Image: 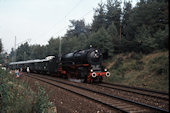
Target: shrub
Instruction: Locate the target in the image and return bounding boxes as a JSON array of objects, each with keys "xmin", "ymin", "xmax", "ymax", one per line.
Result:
[
  {"xmin": 149, "ymin": 55, "xmax": 167, "ymax": 64},
  {"xmin": 112, "ymin": 57, "xmax": 123, "ymax": 69},
  {"xmin": 133, "ymin": 60, "xmax": 144, "ymax": 70},
  {"xmin": 0, "ymin": 69, "xmax": 33, "ymax": 113},
  {"xmin": 130, "ymin": 52, "xmax": 143, "ymax": 60},
  {"xmin": 149, "ymin": 55, "xmax": 169, "ymax": 75},
  {"xmin": 32, "ymin": 83, "xmax": 53, "ymax": 113},
  {"xmin": 0, "ymin": 69, "xmax": 54, "ymax": 113}
]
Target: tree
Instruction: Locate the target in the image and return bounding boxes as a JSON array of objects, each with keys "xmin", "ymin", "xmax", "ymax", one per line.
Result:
[
  {"xmin": 0, "ymin": 39, "xmax": 4, "ymax": 64},
  {"xmin": 60, "ymin": 37, "xmax": 73, "ymax": 54},
  {"xmin": 46, "ymin": 37, "xmax": 60, "ymax": 56},
  {"xmin": 30, "ymin": 45, "xmax": 47, "ymax": 59},
  {"xmin": 0, "ymin": 53, "xmax": 5, "ymax": 65},
  {"xmin": 107, "ymin": 22, "xmax": 122, "ymax": 53},
  {"xmin": 88, "ymin": 27, "xmax": 114, "ymax": 56},
  {"xmin": 135, "ymin": 25, "xmax": 158, "ymax": 53},
  {"xmin": 105, "ymin": 0, "xmax": 122, "ymax": 31},
  {"xmin": 154, "ymin": 25, "xmax": 169, "ymax": 49},
  {"xmin": 8, "ymin": 48, "xmax": 15, "ymax": 62},
  {"xmin": 0, "ymin": 39, "xmax": 2, "ymax": 53},
  {"xmin": 121, "ymin": 1, "xmax": 133, "ymax": 40},
  {"xmin": 16, "ymin": 42, "xmax": 31, "ymax": 61},
  {"xmin": 91, "ymin": 2, "xmax": 106, "ymax": 32},
  {"xmin": 120, "ymin": 0, "xmax": 168, "ymax": 52},
  {"xmin": 66, "ymin": 19, "xmax": 90, "ymax": 38}
]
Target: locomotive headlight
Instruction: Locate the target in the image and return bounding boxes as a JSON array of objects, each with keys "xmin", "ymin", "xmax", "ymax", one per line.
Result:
[
  {"xmin": 90, "ymin": 69, "xmax": 93, "ymax": 72},
  {"xmin": 92, "ymin": 72, "xmax": 97, "ymax": 78},
  {"xmin": 106, "ymin": 72, "xmax": 110, "ymax": 77},
  {"xmin": 104, "ymin": 69, "xmax": 107, "ymax": 71}
]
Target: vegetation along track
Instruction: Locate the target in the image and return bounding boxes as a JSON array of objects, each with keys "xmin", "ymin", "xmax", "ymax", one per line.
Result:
[{"xmin": 25, "ymin": 73, "xmax": 169, "ymax": 113}]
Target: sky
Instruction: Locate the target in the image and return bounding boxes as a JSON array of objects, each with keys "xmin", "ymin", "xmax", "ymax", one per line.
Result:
[{"xmin": 0, "ymin": 0, "xmax": 137, "ymax": 53}]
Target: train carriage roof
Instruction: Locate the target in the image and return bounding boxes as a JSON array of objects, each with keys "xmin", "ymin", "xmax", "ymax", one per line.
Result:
[{"xmin": 9, "ymin": 56, "xmax": 55, "ymax": 65}]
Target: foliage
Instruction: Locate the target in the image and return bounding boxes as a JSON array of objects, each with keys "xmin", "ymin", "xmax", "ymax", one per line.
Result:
[
  {"xmin": 135, "ymin": 25, "xmax": 159, "ymax": 53},
  {"xmin": 0, "ymin": 69, "xmax": 33, "ymax": 113},
  {"xmin": 153, "ymin": 25, "xmax": 169, "ymax": 49},
  {"xmin": 112, "ymin": 57, "xmax": 123, "ymax": 69},
  {"xmin": 127, "ymin": 0, "xmax": 168, "ymax": 52},
  {"xmin": 32, "ymin": 83, "xmax": 53, "ymax": 113},
  {"xmin": 61, "ymin": 36, "xmax": 86, "ymax": 54},
  {"xmin": 105, "ymin": 51, "xmax": 169, "ymax": 91},
  {"xmin": 16, "ymin": 42, "xmax": 31, "ymax": 61},
  {"xmin": 0, "ymin": 52, "xmax": 8, "ymax": 66},
  {"xmin": 0, "ymin": 69, "xmax": 54, "ymax": 113},
  {"xmin": 0, "ymin": 39, "xmax": 2, "ymax": 53},
  {"xmin": 148, "ymin": 55, "xmax": 169, "ymax": 75},
  {"xmin": 122, "ymin": 1, "xmax": 132, "ymax": 36},
  {"xmin": 129, "ymin": 52, "xmax": 143, "ymax": 60},
  {"xmin": 88, "ymin": 27, "xmax": 114, "ymax": 56},
  {"xmin": 30, "ymin": 45, "xmax": 47, "ymax": 59},
  {"xmin": 105, "ymin": 0, "xmax": 122, "ymax": 31},
  {"xmin": 46, "ymin": 37, "xmax": 60, "ymax": 56},
  {"xmin": 91, "ymin": 2, "xmax": 106, "ymax": 32},
  {"xmin": 107, "ymin": 22, "xmax": 121, "ymax": 53},
  {"xmin": 66, "ymin": 19, "xmax": 90, "ymax": 38}
]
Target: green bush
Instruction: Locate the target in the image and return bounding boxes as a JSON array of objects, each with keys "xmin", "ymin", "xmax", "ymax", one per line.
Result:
[{"xmin": 32, "ymin": 83, "xmax": 53, "ymax": 113}]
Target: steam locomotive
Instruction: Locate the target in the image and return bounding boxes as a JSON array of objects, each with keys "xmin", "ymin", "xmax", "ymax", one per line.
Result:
[{"xmin": 9, "ymin": 48, "xmax": 110, "ymax": 83}]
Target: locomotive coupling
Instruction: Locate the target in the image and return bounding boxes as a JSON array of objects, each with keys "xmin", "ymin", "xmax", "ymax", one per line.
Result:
[
  {"xmin": 106, "ymin": 72, "xmax": 110, "ymax": 77},
  {"xmin": 92, "ymin": 72, "xmax": 97, "ymax": 78}
]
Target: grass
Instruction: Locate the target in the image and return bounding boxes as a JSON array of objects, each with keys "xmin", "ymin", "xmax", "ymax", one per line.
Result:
[{"xmin": 104, "ymin": 50, "xmax": 169, "ymax": 92}]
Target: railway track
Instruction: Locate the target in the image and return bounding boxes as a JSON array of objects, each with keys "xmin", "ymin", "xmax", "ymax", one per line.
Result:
[
  {"xmin": 25, "ymin": 73, "xmax": 169, "ymax": 113},
  {"xmin": 96, "ymin": 82, "xmax": 169, "ymax": 111},
  {"xmin": 100, "ymin": 82, "xmax": 169, "ymax": 100}
]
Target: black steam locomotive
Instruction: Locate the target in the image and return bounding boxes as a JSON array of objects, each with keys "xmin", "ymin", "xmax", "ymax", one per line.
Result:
[{"xmin": 9, "ymin": 48, "xmax": 110, "ymax": 83}]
